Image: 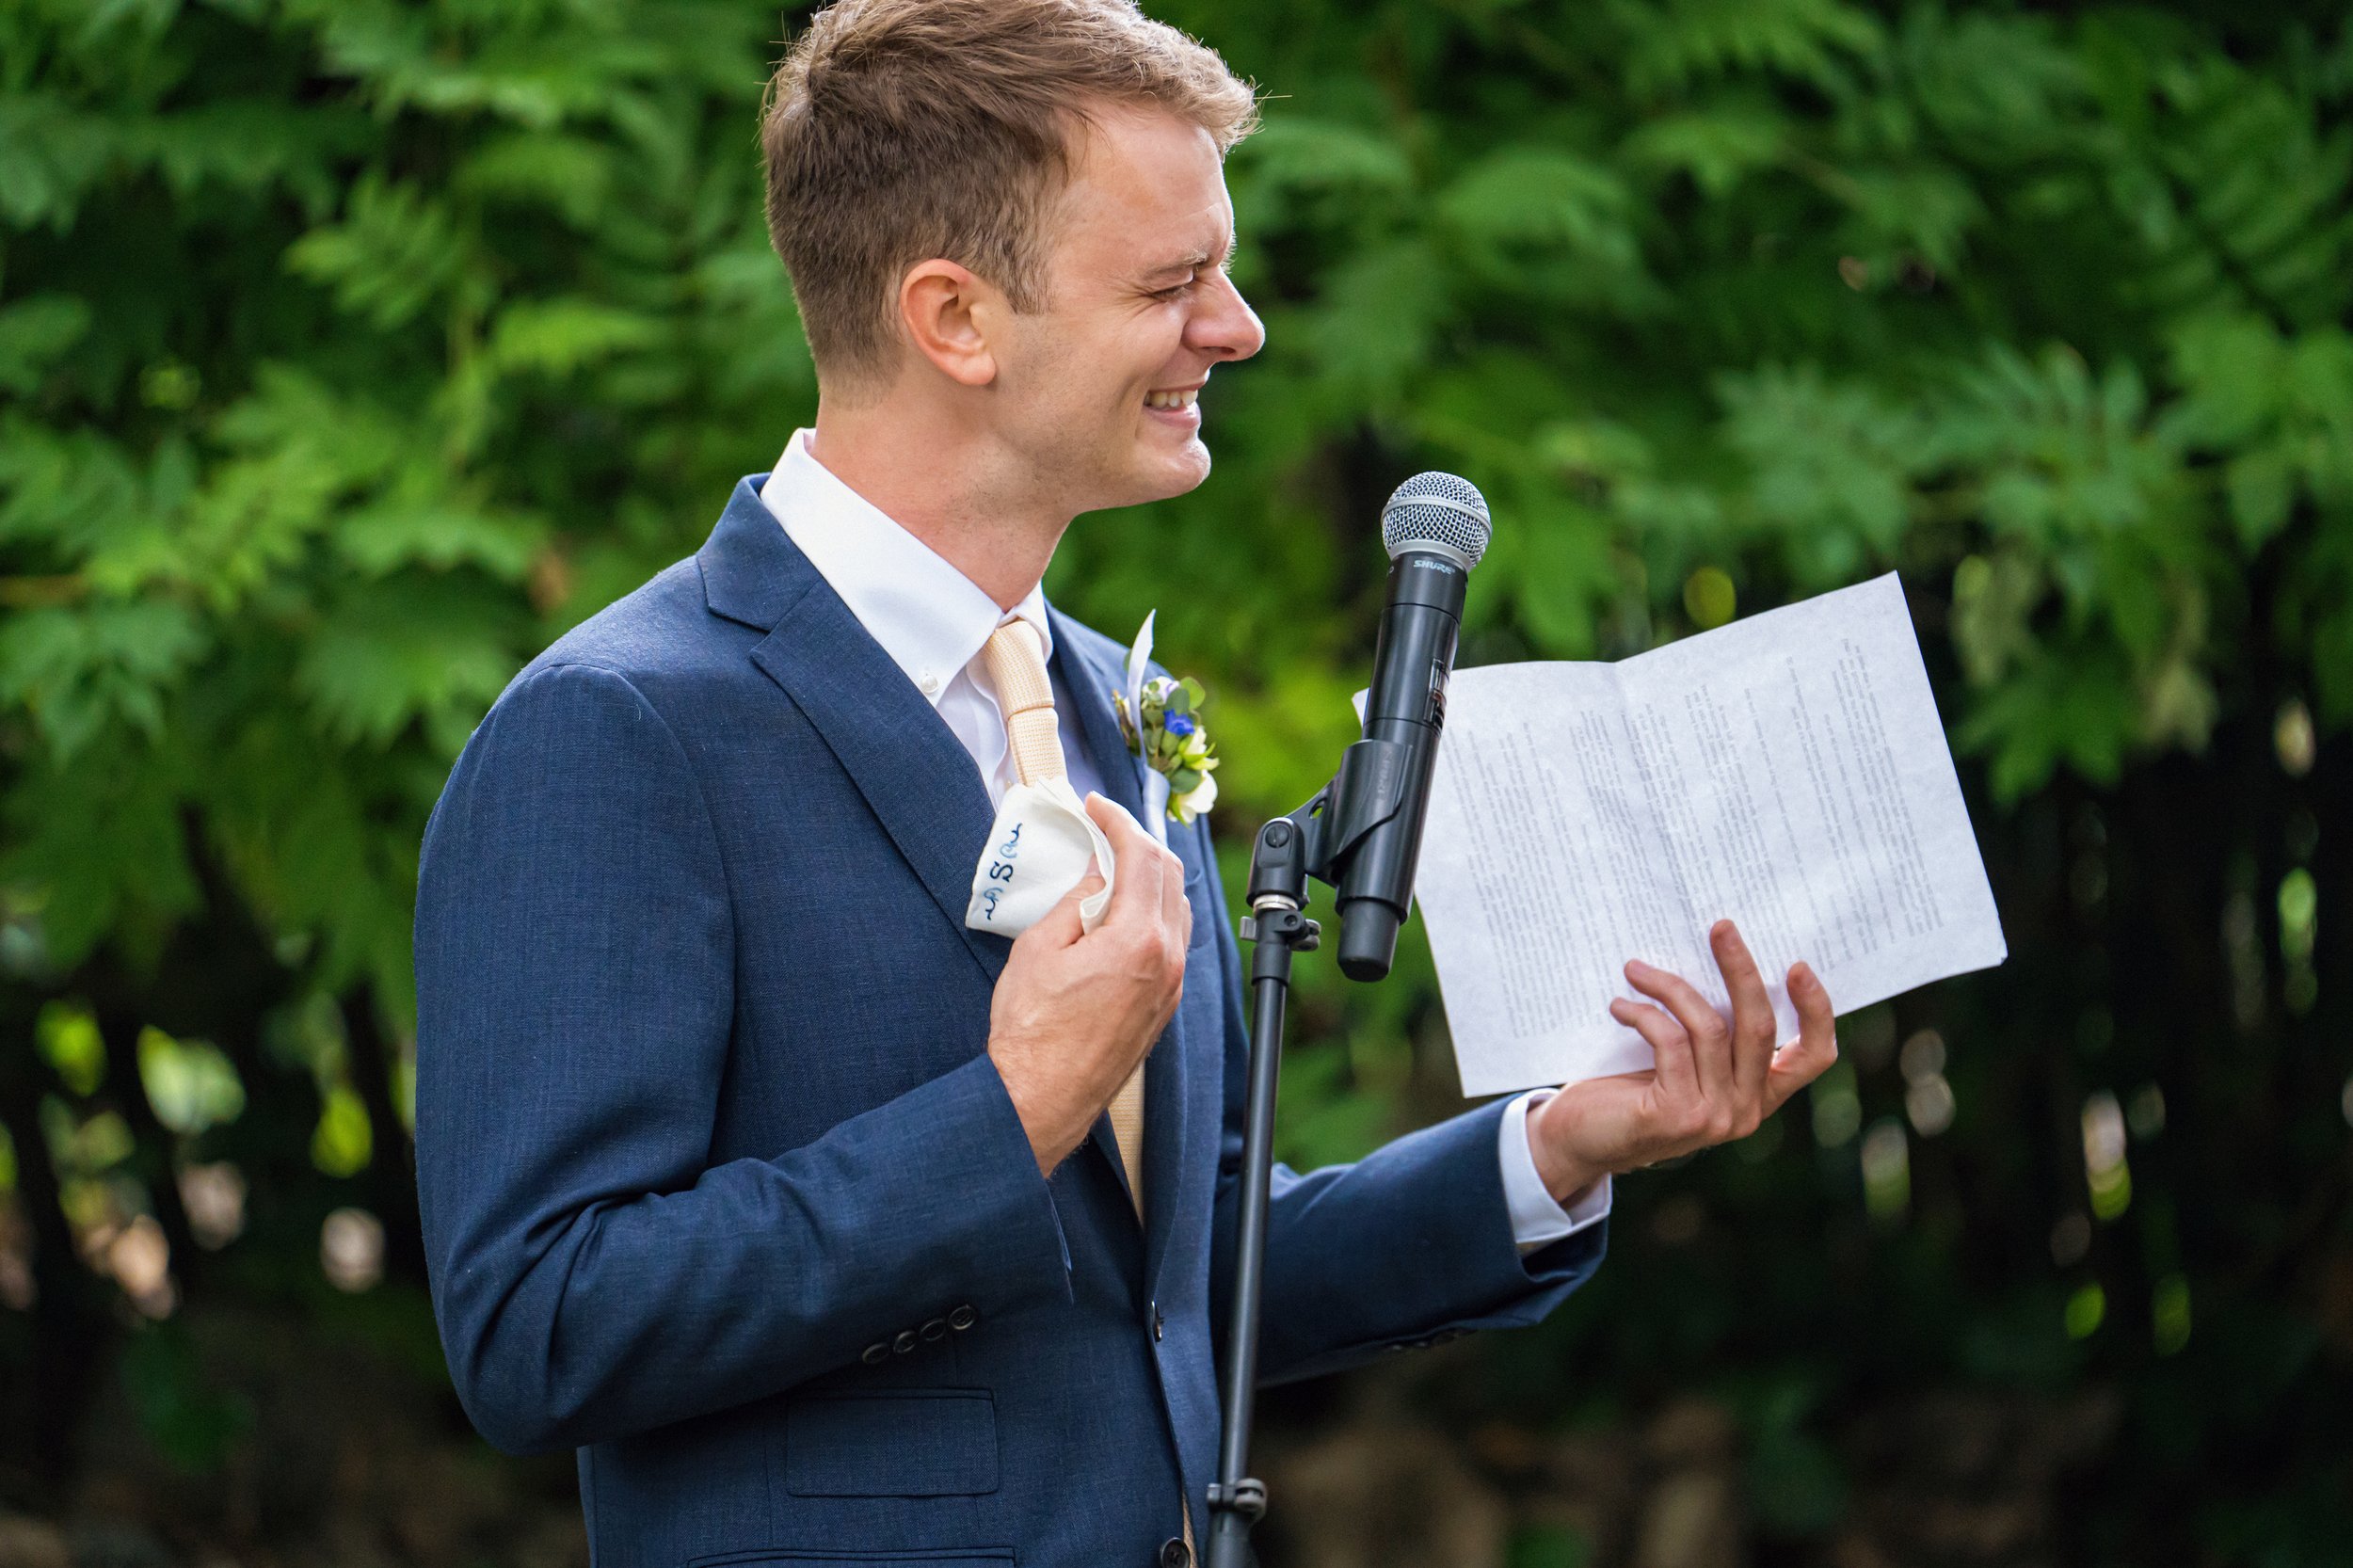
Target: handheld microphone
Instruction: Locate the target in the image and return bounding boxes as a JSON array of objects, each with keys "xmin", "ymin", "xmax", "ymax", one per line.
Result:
[{"xmin": 1327, "ymin": 472, "xmax": 1492, "ymax": 981}]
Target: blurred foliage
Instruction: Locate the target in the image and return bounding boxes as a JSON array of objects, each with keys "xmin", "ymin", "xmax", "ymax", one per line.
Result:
[{"xmin": 0, "ymin": 0, "xmax": 2348, "ymax": 1561}]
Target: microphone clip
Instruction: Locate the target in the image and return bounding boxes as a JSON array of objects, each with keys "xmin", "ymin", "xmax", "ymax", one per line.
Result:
[{"xmin": 1240, "ymin": 734, "xmax": 1411, "ymax": 917}]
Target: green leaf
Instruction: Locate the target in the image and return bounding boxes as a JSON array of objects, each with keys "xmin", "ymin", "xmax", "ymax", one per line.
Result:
[
  {"xmin": 1621, "ymin": 104, "xmax": 1788, "ymax": 197},
  {"xmin": 0, "ymin": 600, "xmax": 209, "ymax": 760},
  {"xmin": 0, "ymin": 295, "xmax": 93, "ymax": 394},
  {"xmin": 488, "ymin": 298, "xmax": 666, "ymax": 378},
  {"xmin": 292, "ymin": 579, "xmax": 523, "ymax": 747},
  {"xmin": 284, "ymin": 172, "xmax": 464, "ymax": 329},
  {"xmin": 1438, "ymin": 150, "xmax": 1637, "ymax": 268}
]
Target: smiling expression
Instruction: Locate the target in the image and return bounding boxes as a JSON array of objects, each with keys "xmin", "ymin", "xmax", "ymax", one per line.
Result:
[{"xmin": 989, "ymin": 104, "xmax": 1266, "ymax": 517}]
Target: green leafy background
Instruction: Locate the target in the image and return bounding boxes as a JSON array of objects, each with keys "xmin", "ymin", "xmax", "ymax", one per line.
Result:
[{"xmin": 1, "ymin": 1, "xmax": 2347, "ymax": 1563}]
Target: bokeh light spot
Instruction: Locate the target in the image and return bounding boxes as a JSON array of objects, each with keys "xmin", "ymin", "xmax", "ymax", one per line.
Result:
[
  {"xmin": 37, "ymin": 1001, "xmax": 105, "ymax": 1096},
  {"xmin": 311, "ymin": 1085, "xmax": 374, "ymax": 1177},
  {"xmin": 2050, "ymin": 1212, "xmax": 2091, "ymax": 1267},
  {"xmin": 2065, "ymin": 1283, "xmax": 2106, "ymax": 1339},
  {"xmin": 1861, "ymin": 1118, "xmax": 1909, "ymax": 1223},
  {"xmin": 2083, "ymin": 1091, "xmax": 2131, "ymax": 1222},
  {"xmin": 2152, "ymin": 1275, "xmax": 2191, "ymax": 1355},
  {"xmin": 321, "ymin": 1208, "xmax": 384, "ymax": 1293},
  {"xmin": 1812, "ymin": 1061, "xmax": 1862, "ymax": 1147},
  {"xmin": 177, "ymin": 1161, "xmax": 247, "ymax": 1250},
  {"xmin": 1905, "ymin": 1075, "xmax": 1956, "ymax": 1137},
  {"xmin": 2274, "ymin": 699, "xmax": 2315, "ymax": 776},
  {"xmin": 1683, "ymin": 567, "xmax": 1737, "ymax": 630}
]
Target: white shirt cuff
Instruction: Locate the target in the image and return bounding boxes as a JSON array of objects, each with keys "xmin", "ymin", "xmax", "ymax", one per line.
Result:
[{"xmin": 1499, "ymin": 1089, "xmax": 1612, "ymax": 1254}]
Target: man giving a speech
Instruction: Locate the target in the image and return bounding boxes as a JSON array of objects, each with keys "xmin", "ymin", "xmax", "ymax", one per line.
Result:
[{"xmin": 411, "ymin": 2, "xmax": 1840, "ymax": 1563}]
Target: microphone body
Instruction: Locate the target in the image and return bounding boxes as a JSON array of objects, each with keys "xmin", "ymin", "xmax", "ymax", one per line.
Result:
[{"xmin": 1328, "ymin": 473, "xmax": 1491, "ymax": 981}]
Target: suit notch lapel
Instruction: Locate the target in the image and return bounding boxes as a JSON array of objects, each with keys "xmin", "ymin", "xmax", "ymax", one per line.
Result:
[
  {"xmin": 1051, "ymin": 614, "xmax": 1196, "ymax": 1286},
  {"xmin": 718, "ymin": 498, "xmax": 1011, "ymax": 984},
  {"xmin": 1051, "ymin": 611, "xmax": 1151, "ymax": 829}
]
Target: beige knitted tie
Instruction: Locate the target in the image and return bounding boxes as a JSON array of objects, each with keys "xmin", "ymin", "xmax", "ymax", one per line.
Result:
[{"xmin": 983, "ymin": 619, "xmax": 1148, "ymax": 1219}]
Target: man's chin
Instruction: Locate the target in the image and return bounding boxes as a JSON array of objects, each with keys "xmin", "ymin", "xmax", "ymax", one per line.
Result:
[
  {"xmin": 1128, "ymin": 439, "xmax": 1212, "ymax": 504},
  {"xmin": 1068, "ymin": 438, "xmax": 1213, "ymax": 516}
]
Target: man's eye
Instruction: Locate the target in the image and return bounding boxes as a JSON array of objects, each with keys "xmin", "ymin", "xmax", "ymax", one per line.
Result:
[{"xmin": 1154, "ymin": 275, "xmax": 1196, "ymax": 300}]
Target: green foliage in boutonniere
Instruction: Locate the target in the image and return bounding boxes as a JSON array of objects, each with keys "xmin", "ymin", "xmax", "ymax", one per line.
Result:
[{"xmin": 1116, "ymin": 674, "xmax": 1221, "ymax": 824}]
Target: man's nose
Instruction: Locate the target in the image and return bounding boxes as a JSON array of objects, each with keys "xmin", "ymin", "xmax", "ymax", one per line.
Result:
[{"xmin": 1189, "ymin": 271, "xmax": 1264, "ymax": 363}]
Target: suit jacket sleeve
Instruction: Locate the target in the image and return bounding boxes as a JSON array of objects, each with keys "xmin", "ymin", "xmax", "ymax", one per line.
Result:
[
  {"xmin": 413, "ymin": 662, "xmax": 1071, "ymax": 1455},
  {"xmin": 1196, "ymin": 817, "xmax": 1608, "ymax": 1385}
]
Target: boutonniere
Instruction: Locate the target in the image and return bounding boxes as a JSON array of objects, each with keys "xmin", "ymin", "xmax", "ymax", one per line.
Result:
[{"xmin": 1114, "ymin": 611, "xmax": 1221, "ymax": 824}]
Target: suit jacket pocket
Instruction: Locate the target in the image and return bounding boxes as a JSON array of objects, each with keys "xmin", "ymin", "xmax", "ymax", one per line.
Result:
[{"xmin": 779, "ymin": 1390, "xmax": 1000, "ymax": 1497}]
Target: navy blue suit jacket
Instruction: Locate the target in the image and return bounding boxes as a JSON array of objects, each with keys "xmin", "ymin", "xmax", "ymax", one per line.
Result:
[{"xmin": 412, "ymin": 478, "xmax": 1606, "ymax": 1568}]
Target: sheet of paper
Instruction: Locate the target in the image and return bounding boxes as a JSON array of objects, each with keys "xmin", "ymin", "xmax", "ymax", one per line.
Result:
[{"xmin": 1416, "ymin": 572, "xmax": 2006, "ymax": 1097}]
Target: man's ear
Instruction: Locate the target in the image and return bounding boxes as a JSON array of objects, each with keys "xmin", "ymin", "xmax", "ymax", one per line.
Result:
[{"xmin": 898, "ymin": 260, "xmax": 1002, "ymax": 388}]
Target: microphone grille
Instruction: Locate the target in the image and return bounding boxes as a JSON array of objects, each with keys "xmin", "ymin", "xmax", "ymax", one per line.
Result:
[{"xmin": 1381, "ymin": 472, "xmax": 1491, "ymax": 568}]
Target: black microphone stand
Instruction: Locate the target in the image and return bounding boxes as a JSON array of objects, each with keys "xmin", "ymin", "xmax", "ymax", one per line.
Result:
[
  {"xmin": 1204, "ymin": 767, "xmax": 1402, "ymax": 1568},
  {"xmin": 1202, "ymin": 475, "xmax": 1481, "ymax": 1566}
]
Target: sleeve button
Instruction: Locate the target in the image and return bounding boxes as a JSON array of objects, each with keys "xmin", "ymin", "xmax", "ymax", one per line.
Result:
[
  {"xmin": 920, "ymin": 1317, "xmax": 949, "ymax": 1342},
  {"xmin": 892, "ymin": 1330, "xmax": 919, "ymax": 1355},
  {"xmin": 860, "ymin": 1342, "xmax": 889, "ymax": 1366},
  {"xmin": 948, "ymin": 1304, "xmax": 977, "ymax": 1331}
]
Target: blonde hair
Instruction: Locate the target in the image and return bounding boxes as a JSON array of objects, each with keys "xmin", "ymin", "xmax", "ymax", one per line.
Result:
[{"xmin": 761, "ymin": 0, "xmax": 1257, "ymax": 387}]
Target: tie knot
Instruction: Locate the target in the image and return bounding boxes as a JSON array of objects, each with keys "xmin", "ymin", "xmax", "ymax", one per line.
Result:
[
  {"xmin": 983, "ymin": 618, "xmax": 1054, "ymax": 719},
  {"xmin": 983, "ymin": 617, "xmax": 1065, "ymax": 787}
]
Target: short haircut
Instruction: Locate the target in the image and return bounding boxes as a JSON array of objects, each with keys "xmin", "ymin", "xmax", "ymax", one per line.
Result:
[{"xmin": 760, "ymin": 0, "xmax": 1257, "ymax": 389}]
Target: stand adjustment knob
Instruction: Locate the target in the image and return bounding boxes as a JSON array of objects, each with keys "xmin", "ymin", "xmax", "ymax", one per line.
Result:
[{"xmin": 1206, "ymin": 1479, "xmax": 1268, "ymax": 1522}]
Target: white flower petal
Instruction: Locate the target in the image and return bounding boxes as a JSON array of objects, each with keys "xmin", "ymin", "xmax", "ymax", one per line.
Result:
[{"xmin": 1124, "ymin": 611, "xmax": 1155, "ymax": 752}]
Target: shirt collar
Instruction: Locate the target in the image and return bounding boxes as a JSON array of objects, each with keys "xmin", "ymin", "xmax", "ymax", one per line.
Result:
[{"xmin": 758, "ymin": 428, "xmax": 1052, "ymax": 706}]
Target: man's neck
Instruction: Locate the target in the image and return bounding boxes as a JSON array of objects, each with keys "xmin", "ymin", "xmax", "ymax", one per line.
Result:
[{"xmin": 808, "ymin": 394, "xmax": 1068, "ymax": 613}]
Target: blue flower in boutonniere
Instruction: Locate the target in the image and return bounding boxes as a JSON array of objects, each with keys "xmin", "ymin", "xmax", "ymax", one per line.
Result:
[{"xmin": 1115, "ymin": 611, "xmax": 1222, "ymax": 825}]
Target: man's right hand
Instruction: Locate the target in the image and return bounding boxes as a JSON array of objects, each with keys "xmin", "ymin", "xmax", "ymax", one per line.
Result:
[{"xmin": 987, "ymin": 792, "xmax": 1193, "ymax": 1174}]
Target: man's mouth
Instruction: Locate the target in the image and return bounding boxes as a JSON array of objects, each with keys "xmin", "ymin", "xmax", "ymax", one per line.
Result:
[{"xmin": 1144, "ymin": 385, "xmax": 1201, "ymax": 411}]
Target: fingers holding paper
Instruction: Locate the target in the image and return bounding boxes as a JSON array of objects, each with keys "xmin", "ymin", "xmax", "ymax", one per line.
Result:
[
  {"xmin": 1527, "ymin": 920, "xmax": 1838, "ymax": 1202},
  {"xmin": 1769, "ymin": 956, "xmax": 1838, "ymax": 1113}
]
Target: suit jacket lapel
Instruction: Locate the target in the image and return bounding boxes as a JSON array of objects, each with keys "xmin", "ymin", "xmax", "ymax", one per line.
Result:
[
  {"xmin": 701, "ymin": 478, "xmax": 1011, "ymax": 984},
  {"xmin": 703, "ymin": 488, "xmax": 1186, "ymax": 1256},
  {"xmin": 1053, "ymin": 611, "xmax": 1192, "ymax": 1281},
  {"xmin": 1051, "ymin": 606, "xmax": 1149, "ymax": 827}
]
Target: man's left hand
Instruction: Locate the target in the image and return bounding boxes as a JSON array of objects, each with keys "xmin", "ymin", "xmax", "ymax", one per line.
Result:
[{"xmin": 1527, "ymin": 919, "xmax": 1838, "ymax": 1203}]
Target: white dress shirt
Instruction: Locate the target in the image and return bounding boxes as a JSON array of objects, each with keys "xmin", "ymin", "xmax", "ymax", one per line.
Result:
[{"xmin": 759, "ymin": 428, "xmax": 1609, "ymax": 1249}]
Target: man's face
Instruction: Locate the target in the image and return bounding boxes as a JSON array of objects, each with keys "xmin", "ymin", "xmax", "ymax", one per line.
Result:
[{"xmin": 990, "ymin": 105, "xmax": 1264, "ymax": 515}]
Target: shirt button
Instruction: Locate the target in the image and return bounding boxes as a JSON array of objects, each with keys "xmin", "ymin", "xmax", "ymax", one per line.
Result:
[
  {"xmin": 1150, "ymin": 1302, "xmax": 1164, "ymax": 1341},
  {"xmin": 1157, "ymin": 1536, "xmax": 1192, "ymax": 1568},
  {"xmin": 918, "ymin": 670, "xmax": 940, "ymax": 696}
]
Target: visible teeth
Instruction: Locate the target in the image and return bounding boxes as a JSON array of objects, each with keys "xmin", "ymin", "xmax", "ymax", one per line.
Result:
[{"xmin": 1145, "ymin": 388, "xmax": 1199, "ymax": 410}]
